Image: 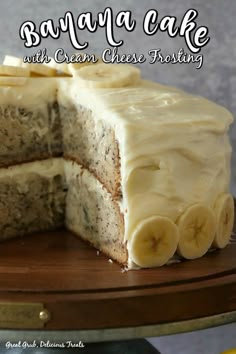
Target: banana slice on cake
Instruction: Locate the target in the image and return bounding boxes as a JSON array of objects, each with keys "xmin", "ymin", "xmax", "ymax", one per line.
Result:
[
  {"xmin": 3, "ymin": 55, "xmax": 56, "ymax": 77},
  {"xmin": 68, "ymin": 52, "xmax": 102, "ymax": 76},
  {"xmin": 0, "ymin": 77, "xmax": 28, "ymax": 86},
  {"xmin": 0, "ymin": 64, "xmax": 29, "ymax": 85},
  {"xmin": 213, "ymin": 193, "xmax": 234, "ymax": 248},
  {"xmin": 3, "ymin": 55, "xmax": 23, "ymax": 67},
  {"xmin": 129, "ymin": 216, "xmax": 179, "ymax": 268},
  {"xmin": 74, "ymin": 63, "xmax": 141, "ymax": 88},
  {"xmin": 26, "ymin": 63, "xmax": 57, "ymax": 77},
  {"xmin": 36, "ymin": 53, "xmax": 100, "ymax": 76},
  {"xmin": 177, "ymin": 204, "xmax": 216, "ymax": 259},
  {"xmin": 0, "ymin": 64, "xmax": 30, "ymax": 77},
  {"xmin": 68, "ymin": 52, "xmax": 94, "ymax": 74},
  {"xmin": 45, "ymin": 57, "xmax": 71, "ymax": 76}
]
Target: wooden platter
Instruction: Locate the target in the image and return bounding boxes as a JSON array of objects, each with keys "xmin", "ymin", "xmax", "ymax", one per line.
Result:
[{"xmin": 0, "ymin": 201, "xmax": 235, "ymax": 340}]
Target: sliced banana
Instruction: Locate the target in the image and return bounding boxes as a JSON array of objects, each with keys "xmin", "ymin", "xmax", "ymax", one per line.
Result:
[
  {"xmin": 177, "ymin": 204, "xmax": 216, "ymax": 259},
  {"xmin": 25, "ymin": 63, "xmax": 57, "ymax": 77},
  {"xmin": 0, "ymin": 64, "xmax": 30, "ymax": 77},
  {"xmin": 0, "ymin": 77, "xmax": 28, "ymax": 86},
  {"xmin": 44, "ymin": 57, "xmax": 71, "ymax": 76},
  {"xmin": 68, "ymin": 52, "xmax": 93, "ymax": 74},
  {"xmin": 3, "ymin": 55, "xmax": 56, "ymax": 77},
  {"xmin": 74, "ymin": 63, "xmax": 141, "ymax": 88},
  {"xmin": 41, "ymin": 53, "xmax": 100, "ymax": 77},
  {"xmin": 213, "ymin": 193, "xmax": 234, "ymax": 248},
  {"xmin": 68, "ymin": 52, "xmax": 102, "ymax": 76},
  {"xmin": 3, "ymin": 55, "xmax": 23, "ymax": 67},
  {"xmin": 129, "ymin": 216, "xmax": 179, "ymax": 268},
  {"xmin": 3, "ymin": 53, "xmax": 101, "ymax": 77}
]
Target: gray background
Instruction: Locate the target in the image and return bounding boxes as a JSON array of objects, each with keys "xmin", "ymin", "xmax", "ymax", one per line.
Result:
[{"xmin": 0, "ymin": 0, "xmax": 235, "ymax": 353}]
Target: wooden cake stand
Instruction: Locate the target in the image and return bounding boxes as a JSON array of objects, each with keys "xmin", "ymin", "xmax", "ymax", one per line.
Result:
[{"xmin": 0, "ymin": 202, "xmax": 235, "ymax": 346}]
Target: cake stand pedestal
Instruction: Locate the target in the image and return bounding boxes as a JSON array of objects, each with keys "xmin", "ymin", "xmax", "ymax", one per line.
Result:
[{"xmin": 0, "ymin": 203, "xmax": 235, "ymax": 352}]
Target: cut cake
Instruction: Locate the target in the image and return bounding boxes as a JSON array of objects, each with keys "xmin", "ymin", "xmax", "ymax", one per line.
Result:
[{"xmin": 0, "ymin": 57, "xmax": 234, "ymax": 268}]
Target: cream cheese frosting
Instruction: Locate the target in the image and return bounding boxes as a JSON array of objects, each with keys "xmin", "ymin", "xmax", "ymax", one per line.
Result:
[
  {"xmin": 0, "ymin": 78, "xmax": 58, "ymax": 107},
  {"xmin": 58, "ymin": 78, "xmax": 233, "ymax": 245},
  {"xmin": 0, "ymin": 158, "xmax": 63, "ymax": 178}
]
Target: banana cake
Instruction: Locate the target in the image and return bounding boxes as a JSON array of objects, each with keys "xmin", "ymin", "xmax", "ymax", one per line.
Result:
[{"xmin": 0, "ymin": 56, "xmax": 234, "ymax": 268}]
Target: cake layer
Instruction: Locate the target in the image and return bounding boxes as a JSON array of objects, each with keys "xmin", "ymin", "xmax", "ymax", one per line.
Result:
[
  {"xmin": 0, "ymin": 159, "xmax": 66, "ymax": 240},
  {"xmin": 60, "ymin": 103, "xmax": 121, "ymax": 198},
  {"xmin": 65, "ymin": 160, "xmax": 127, "ymax": 264},
  {"xmin": 0, "ymin": 79, "xmax": 62, "ymax": 167}
]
